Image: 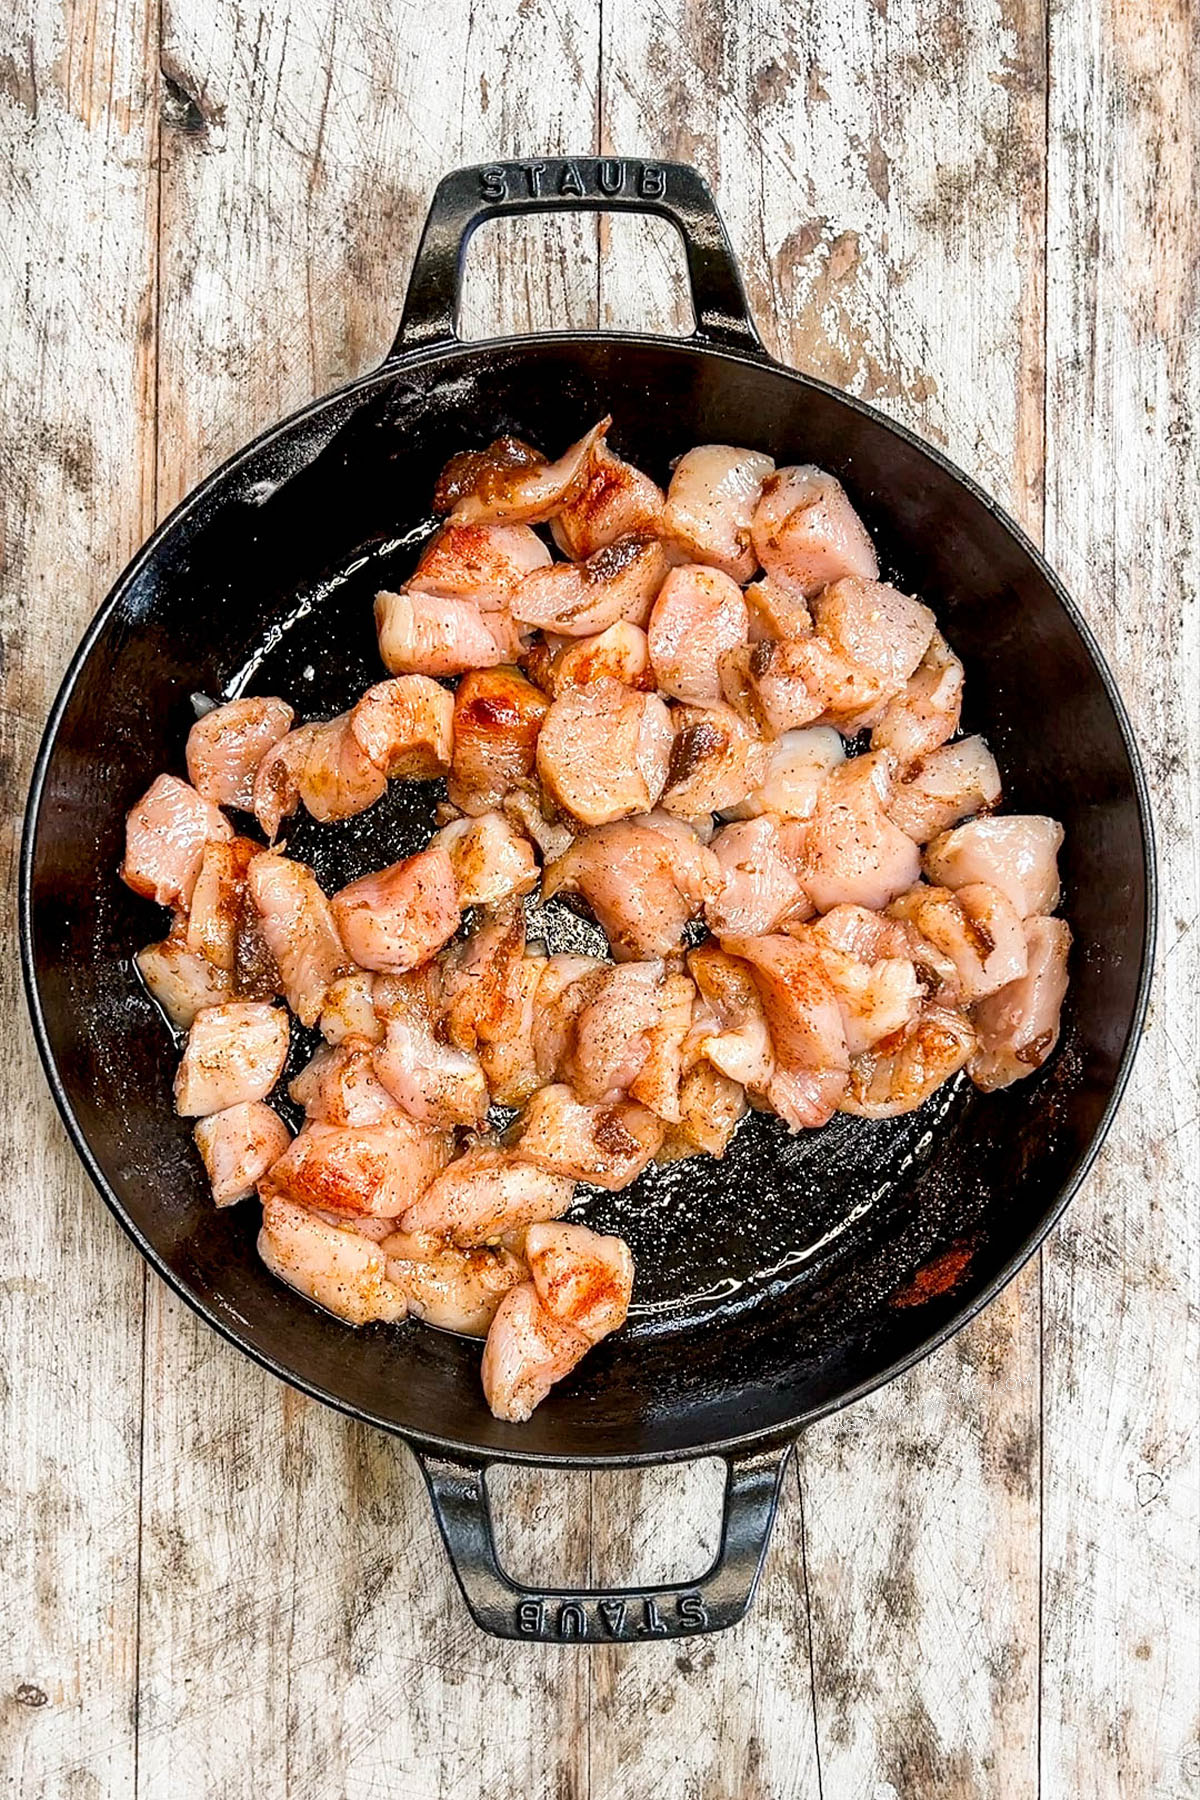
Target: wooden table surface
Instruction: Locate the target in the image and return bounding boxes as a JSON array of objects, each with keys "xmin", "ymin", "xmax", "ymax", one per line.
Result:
[{"xmin": 4, "ymin": 2, "xmax": 1197, "ymax": 1795}]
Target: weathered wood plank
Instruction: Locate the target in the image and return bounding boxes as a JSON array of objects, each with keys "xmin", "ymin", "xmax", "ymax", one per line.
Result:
[
  {"xmin": 0, "ymin": 3, "xmax": 159, "ymax": 1794},
  {"xmin": 1040, "ymin": 0, "xmax": 1200, "ymax": 1793},
  {"xmin": 599, "ymin": 1, "xmax": 1048, "ymax": 1794},
  {"xmin": 137, "ymin": 5, "xmax": 601, "ymax": 1795}
]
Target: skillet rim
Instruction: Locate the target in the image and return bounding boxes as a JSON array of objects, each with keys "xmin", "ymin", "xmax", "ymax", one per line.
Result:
[{"xmin": 19, "ymin": 329, "xmax": 1158, "ymax": 1469}]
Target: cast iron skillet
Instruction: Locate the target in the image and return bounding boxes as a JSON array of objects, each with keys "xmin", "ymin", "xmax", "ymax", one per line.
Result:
[{"xmin": 21, "ymin": 159, "xmax": 1155, "ymax": 1643}]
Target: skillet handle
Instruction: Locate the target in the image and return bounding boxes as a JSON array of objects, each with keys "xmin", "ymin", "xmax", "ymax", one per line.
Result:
[
  {"xmin": 414, "ymin": 1441, "xmax": 791, "ymax": 1642},
  {"xmin": 390, "ymin": 157, "xmax": 764, "ymax": 357}
]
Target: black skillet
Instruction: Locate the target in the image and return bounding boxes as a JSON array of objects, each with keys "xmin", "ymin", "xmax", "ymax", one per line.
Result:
[{"xmin": 21, "ymin": 159, "xmax": 1155, "ymax": 1643}]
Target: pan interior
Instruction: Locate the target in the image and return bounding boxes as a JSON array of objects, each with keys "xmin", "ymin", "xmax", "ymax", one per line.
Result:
[{"xmin": 25, "ymin": 338, "xmax": 1151, "ymax": 1461}]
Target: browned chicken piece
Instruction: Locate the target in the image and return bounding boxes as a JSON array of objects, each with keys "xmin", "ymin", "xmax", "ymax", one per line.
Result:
[
  {"xmin": 924, "ymin": 815, "xmax": 1064, "ymax": 918},
  {"xmin": 719, "ymin": 933, "xmax": 850, "ymax": 1128},
  {"xmin": 799, "ymin": 751, "xmax": 922, "ymax": 913},
  {"xmin": 512, "ymin": 535, "xmax": 670, "ymax": 637},
  {"xmin": 331, "ymin": 846, "xmax": 461, "ymax": 975},
  {"xmin": 523, "ymin": 621, "xmax": 655, "ymax": 696},
  {"xmin": 969, "ymin": 916, "xmax": 1071, "ymax": 1091},
  {"xmin": 526, "ymin": 1221, "xmax": 634, "ymax": 1344},
  {"xmin": 137, "ymin": 933, "xmax": 234, "ymax": 1029},
  {"xmin": 839, "ymin": 1006, "xmax": 976, "ymax": 1118},
  {"xmin": 431, "ymin": 811, "xmax": 539, "ymax": 908},
  {"xmin": 544, "ymin": 814, "xmax": 720, "ymax": 960},
  {"xmin": 193, "ymin": 1101, "xmax": 291, "ymax": 1206},
  {"xmin": 750, "ymin": 465, "xmax": 879, "ymax": 596},
  {"xmin": 410, "ymin": 521, "xmax": 551, "ymax": 607},
  {"xmin": 871, "ymin": 630, "xmax": 964, "ymax": 762},
  {"xmin": 551, "ymin": 438, "xmax": 666, "ymax": 559},
  {"xmin": 448, "ymin": 666, "xmax": 549, "ymax": 816},
  {"xmin": 888, "ymin": 736, "xmax": 1001, "ymax": 844},
  {"xmin": 706, "ymin": 817, "xmax": 808, "ymax": 937},
  {"xmin": 664, "ymin": 1057, "xmax": 747, "ymax": 1159},
  {"xmin": 186, "ymin": 697, "xmax": 295, "ymax": 810},
  {"xmin": 348, "ymin": 675, "xmax": 455, "ymax": 779},
  {"xmin": 628, "ymin": 971, "xmax": 696, "ymax": 1123},
  {"xmin": 662, "ymin": 445, "xmax": 776, "ymax": 583},
  {"xmin": 439, "ymin": 419, "xmax": 610, "ymax": 526},
  {"xmin": 378, "ymin": 1231, "xmax": 527, "ymax": 1335},
  {"xmin": 258, "ymin": 1196, "xmax": 411, "ymax": 1324},
  {"xmin": 248, "ymin": 850, "xmax": 350, "ymax": 1026},
  {"xmin": 687, "ymin": 940, "xmax": 776, "ymax": 1092},
  {"xmin": 537, "ymin": 678, "xmax": 673, "ymax": 826},
  {"xmin": 374, "ymin": 588, "xmax": 523, "ymax": 678},
  {"xmin": 121, "ymin": 773, "xmax": 234, "ymax": 910},
  {"xmin": 531, "ymin": 955, "xmax": 610, "ymax": 1085},
  {"xmin": 660, "ymin": 702, "xmax": 772, "ymax": 818},
  {"xmin": 400, "ymin": 1142, "xmax": 575, "ymax": 1246},
  {"xmin": 724, "ymin": 726, "xmax": 845, "ymax": 821},
  {"xmin": 480, "ymin": 1281, "xmax": 592, "ymax": 1422},
  {"xmin": 887, "ymin": 881, "xmax": 1028, "ymax": 1003},
  {"xmin": 174, "ymin": 1001, "xmax": 290, "ymax": 1117},
  {"xmin": 648, "ymin": 565, "xmax": 750, "ymax": 706},
  {"xmin": 515, "ymin": 1084, "xmax": 665, "ymax": 1190},
  {"xmin": 567, "ymin": 961, "xmax": 665, "ymax": 1104},
  {"xmin": 261, "ymin": 1109, "xmax": 454, "ymax": 1219},
  {"xmin": 184, "ymin": 835, "xmax": 260, "ymax": 973}
]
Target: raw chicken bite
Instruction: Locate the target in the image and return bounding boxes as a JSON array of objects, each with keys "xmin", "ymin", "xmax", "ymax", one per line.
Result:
[
  {"xmin": 515, "ymin": 1084, "xmax": 665, "ymax": 1190},
  {"xmin": 744, "ymin": 574, "xmax": 813, "ymax": 641},
  {"xmin": 194, "ymin": 1101, "xmax": 291, "ymax": 1206},
  {"xmin": 648, "ymin": 565, "xmax": 750, "ymax": 705},
  {"xmin": 186, "ymin": 697, "xmax": 294, "ymax": 810},
  {"xmin": 666, "ymin": 1058, "xmax": 747, "ymax": 1158},
  {"xmin": 318, "ymin": 970, "xmax": 383, "ymax": 1046},
  {"xmin": 567, "ymin": 961, "xmax": 664, "ymax": 1104},
  {"xmin": 379, "ymin": 1232, "xmax": 527, "ymax": 1335},
  {"xmin": 551, "ymin": 438, "xmax": 665, "ymax": 559},
  {"xmin": 523, "ymin": 620, "xmax": 654, "ymax": 696},
  {"xmin": 800, "ymin": 751, "xmax": 922, "ymax": 912},
  {"xmin": 811, "ymin": 579, "xmax": 936, "ymax": 693},
  {"xmin": 887, "ymin": 882, "xmax": 1028, "ymax": 1002},
  {"xmin": 174, "ymin": 1001, "xmax": 290, "ymax": 1117},
  {"xmin": 448, "ymin": 666, "xmax": 549, "ymax": 816},
  {"xmin": 718, "ymin": 638, "xmax": 826, "ymax": 736},
  {"xmin": 185, "ymin": 835, "xmax": 259, "ymax": 973},
  {"xmin": 687, "ymin": 940, "xmax": 776, "ymax": 1092},
  {"xmin": 662, "ymin": 444, "xmax": 775, "ymax": 582},
  {"xmin": 372, "ymin": 1012, "xmax": 489, "ymax": 1128},
  {"xmin": 750, "ymin": 465, "xmax": 879, "ymax": 596},
  {"xmin": 661, "ymin": 702, "xmax": 772, "ymax": 817},
  {"xmin": 400, "ymin": 1143, "xmax": 575, "ymax": 1245},
  {"xmin": 438, "ymin": 419, "xmax": 609, "ymax": 526},
  {"xmin": 431, "ymin": 811, "xmax": 538, "ymax": 908},
  {"xmin": 720, "ymin": 934, "xmax": 850, "ymax": 1079},
  {"xmin": 628, "ymin": 971, "xmax": 696, "ymax": 1123},
  {"xmin": 724, "ymin": 726, "xmax": 845, "ymax": 821},
  {"xmin": 840, "ymin": 1006, "xmax": 975, "ymax": 1118},
  {"xmin": 705, "ymin": 817, "xmax": 807, "ymax": 937},
  {"xmin": 410, "ymin": 521, "xmax": 551, "ymax": 607},
  {"xmin": 871, "ymin": 630, "xmax": 964, "ymax": 762},
  {"xmin": 289, "ymin": 1040, "xmax": 399, "ymax": 1126},
  {"xmin": 512, "ymin": 535, "xmax": 669, "ymax": 636},
  {"xmin": 525, "ymin": 1221, "xmax": 634, "ymax": 1344},
  {"xmin": 543, "ymin": 814, "xmax": 719, "ymax": 960},
  {"xmin": 348, "ymin": 674, "xmax": 454, "ymax": 780},
  {"xmin": 261, "ymin": 1111, "xmax": 453, "ymax": 1218},
  {"xmin": 136, "ymin": 934, "xmax": 233, "ymax": 1030},
  {"xmin": 248, "ymin": 850, "xmax": 350, "ymax": 1026},
  {"xmin": 121, "ymin": 773, "xmax": 233, "ymax": 909},
  {"xmin": 258, "ymin": 1196, "xmax": 410, "ymax": 1325},
  {"xmin": 480, "ymin": 1282, "xmax": 592, "ymax": 1422},
  {"xmin": 331, "ymin": 846, "xmax": 461, "ymax": 974},
  {"xmin": 375, "ymin": 589, "xmax": 522, "ymax": 678},
  {"xmin": 924, "ymin": 815, "xmax": 1064, "ymax": 917},
  {"xmin": 537, "ymin": 678, "xmax": 673, "ymax": 826},
  {"xmin": 969, "ymin": 916, "xmax": 1071, "ymax": 1091},
  {"xmin": 888, "ymin": 736, "xmax": 1001, "ymax": 843}
]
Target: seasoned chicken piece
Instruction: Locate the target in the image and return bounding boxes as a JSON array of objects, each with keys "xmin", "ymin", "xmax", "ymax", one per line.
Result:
[
  {"xmin": 526, "ymin": 1221, "xmax": 634, "ymax": 1343},
  {"xmin": 185, "ymin": 835, "xmax": 259, "ymax": 973},
  {"xmin": 502, "ymin": 788, "xmax": 576, "ymax": 863},
  {"xmin": 431, "ymin": 811, "xmax": 538, "ymax": 908},
  {"xmin": 439, "ymin": 910, "xmax": 546, "ymax": 1106},
  {"xmin": 629, "ymin": 971, "xmax": 696, "ymax": 1123},
  {"xmin": 411, "ymin": 521, "xmax": 551, "ymax": 608},
  {"xmin": 687, "ymin": 941, "xmax": 776, "ymax": 1091},
  {"xmin": 766, "ymin": 1065, "xmax": 853, "ymax": 1131},
  {"xmin": 840, "ymin": 1006, "xmax": 975, "ymax": 1118},
  {"xmin": 174, "ymin": 1001, "xmax": 290, "ymax": 1117},
  {"xmin": 289, "ymin": 1041, "xmax": 396, "ymax": 1127},
  {"xmin": 532, "ymin": 955, "xmax": 609, "ymax": 1084},
  {"xmin": 121, "ymin": 773, "xmax": 233, "ymax": 909},
  {"xmin": 888, "ymin": 882, "xmax": 1028, "ymax": 1003},
  {"xmin": 261, "ymin": 1111, "xmax": 453, "ymax": 1218},
  {"xmin": 523, "ymin": 621, "xmax": 654, "ymax": 696},
  {"xmin": 512, "ymin": 535, "xmax": 669, "ymax": 636},
  {"xmin": 319, "ymin": 970, "xmax": 384, "ymax": 1046},
  {"xmin": 665, "ymin": 1058, "xmax": 747, "ymax": 1158},
  {"xmin": 258, "ymin": 1196, "xmax": 410, "ymax": 1325},
  {"xmin": 448, "ymin": 667, "xmax": 549, "ymax": 816},
  {"xmin": 970, "ymin": 915, "xmax": 1071, "ymax": 1091},
  {"xmin": 551, "ymin": 438, "xmax": 665, "ymax": 559},
  {"xmin": 375, "ymin": 589, "xmax": 522, "ymax": 679},
  {"xmin": 800, "ymin": 751, "xmax": 922, "ymax": 912},
  {"xmin": 811, "ymin": 901, "xmax": 962, "ymax": 1008},
  {"xmin": 662, "ymin": 444, "xmax": 775, "ymax": 582},
  {"xmin": 871, "ymin": 630, "xmax": 964, "ymax": 762},
  {"xmin": 724, "ymin": 725, "xmax": 845, "ymax": 821},
  {"xmin": 537, "ymin": 678, "xmax": 673, "ymax": 826},
  {"xmin": 515, "ymin": 1084, "xmax": 665, "ymax": 1190},
  {"xmin": 750, "ymin": 465, "xmax": 879, "ymax": 596},
  {"xmin": 802, "ymin": 930, "xmax": 923, "ymax": 1056},
  {"xmin": 720, "ymin": 934, "xmax": 850, "ymax": 1082},
  {"xmin": 186, "ymin": 697, "xmax": 294, "ymax": 810},
  {"xmin": 248, "ymin": 850, "xmax": 350, "ymax": 1026},
  {"xmin": 888, "ymin": 736, "xmax": 1001, "ymax": 843},
  {"xmin": 812, "ymin": 579, "xmax": 936, "ymax": 692},
  {"xmin": 348, "ymin": 675, "xmax": 454, "ymax": 780},
  {"xmin": 439, "ymin": 419, "xmax": 609, "ymax": 526},
  {"xmin": 481, "ymin": 1281, "xmax": 592, "ymax": 1422},
  {"xmin": 647, "ymin": 565, "xmax": 750, "ymax": 706},
  {"xmin": 706, "ymin": 817, "xmax": 806, "ymax": 937},
  {"xmin": 373, "ymin": 1015, "xmax": 489, "ymax": 1128},
  {"xmin": 251, "ymin": 723, "xmax": 325, "ymax": 839},
  {"xmin": 718, "ymin": 639, "xmax": 826, "ymax": 736},
  {"xmin": 661, "ymin": 702, "xmax": 772, "ymax": 817},
  {"xmin": 544, "ymin": 814, "xmax": 720, "ymax": 960},
  {"xmin": 744, "ymin": 575, "xmax": 813, "ymax": 641},
  {"xmin": 137, "ymin": 933, "xmax": 234, "ymax": 1029},
  {"xmin": 331, "ymin": 846, "xmax": 461, "ymax": 975},
  {"xmin": 924, "ymin": 815, "xmax": 1064, "ymax": 917},
  {"xmin": 193, "ymin": 1101, "xmax": 291, "ymax": 1206},
  {"xmin": 379, "ymin": 1231, "xmax": 527, "ymax": 1335},
  {"xmin": 568, "ymin": 961, "xmax": 664, "ymax": 1104},
  {"xmin": 400, "ymin": 1143, "xmax": 575, "ymax": 1245}
]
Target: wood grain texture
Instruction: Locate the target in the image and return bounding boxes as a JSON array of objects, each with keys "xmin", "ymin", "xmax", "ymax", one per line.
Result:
[{"xmin": 2, "ymin": 0, "xmax": 1197, "ymax": 1794}]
